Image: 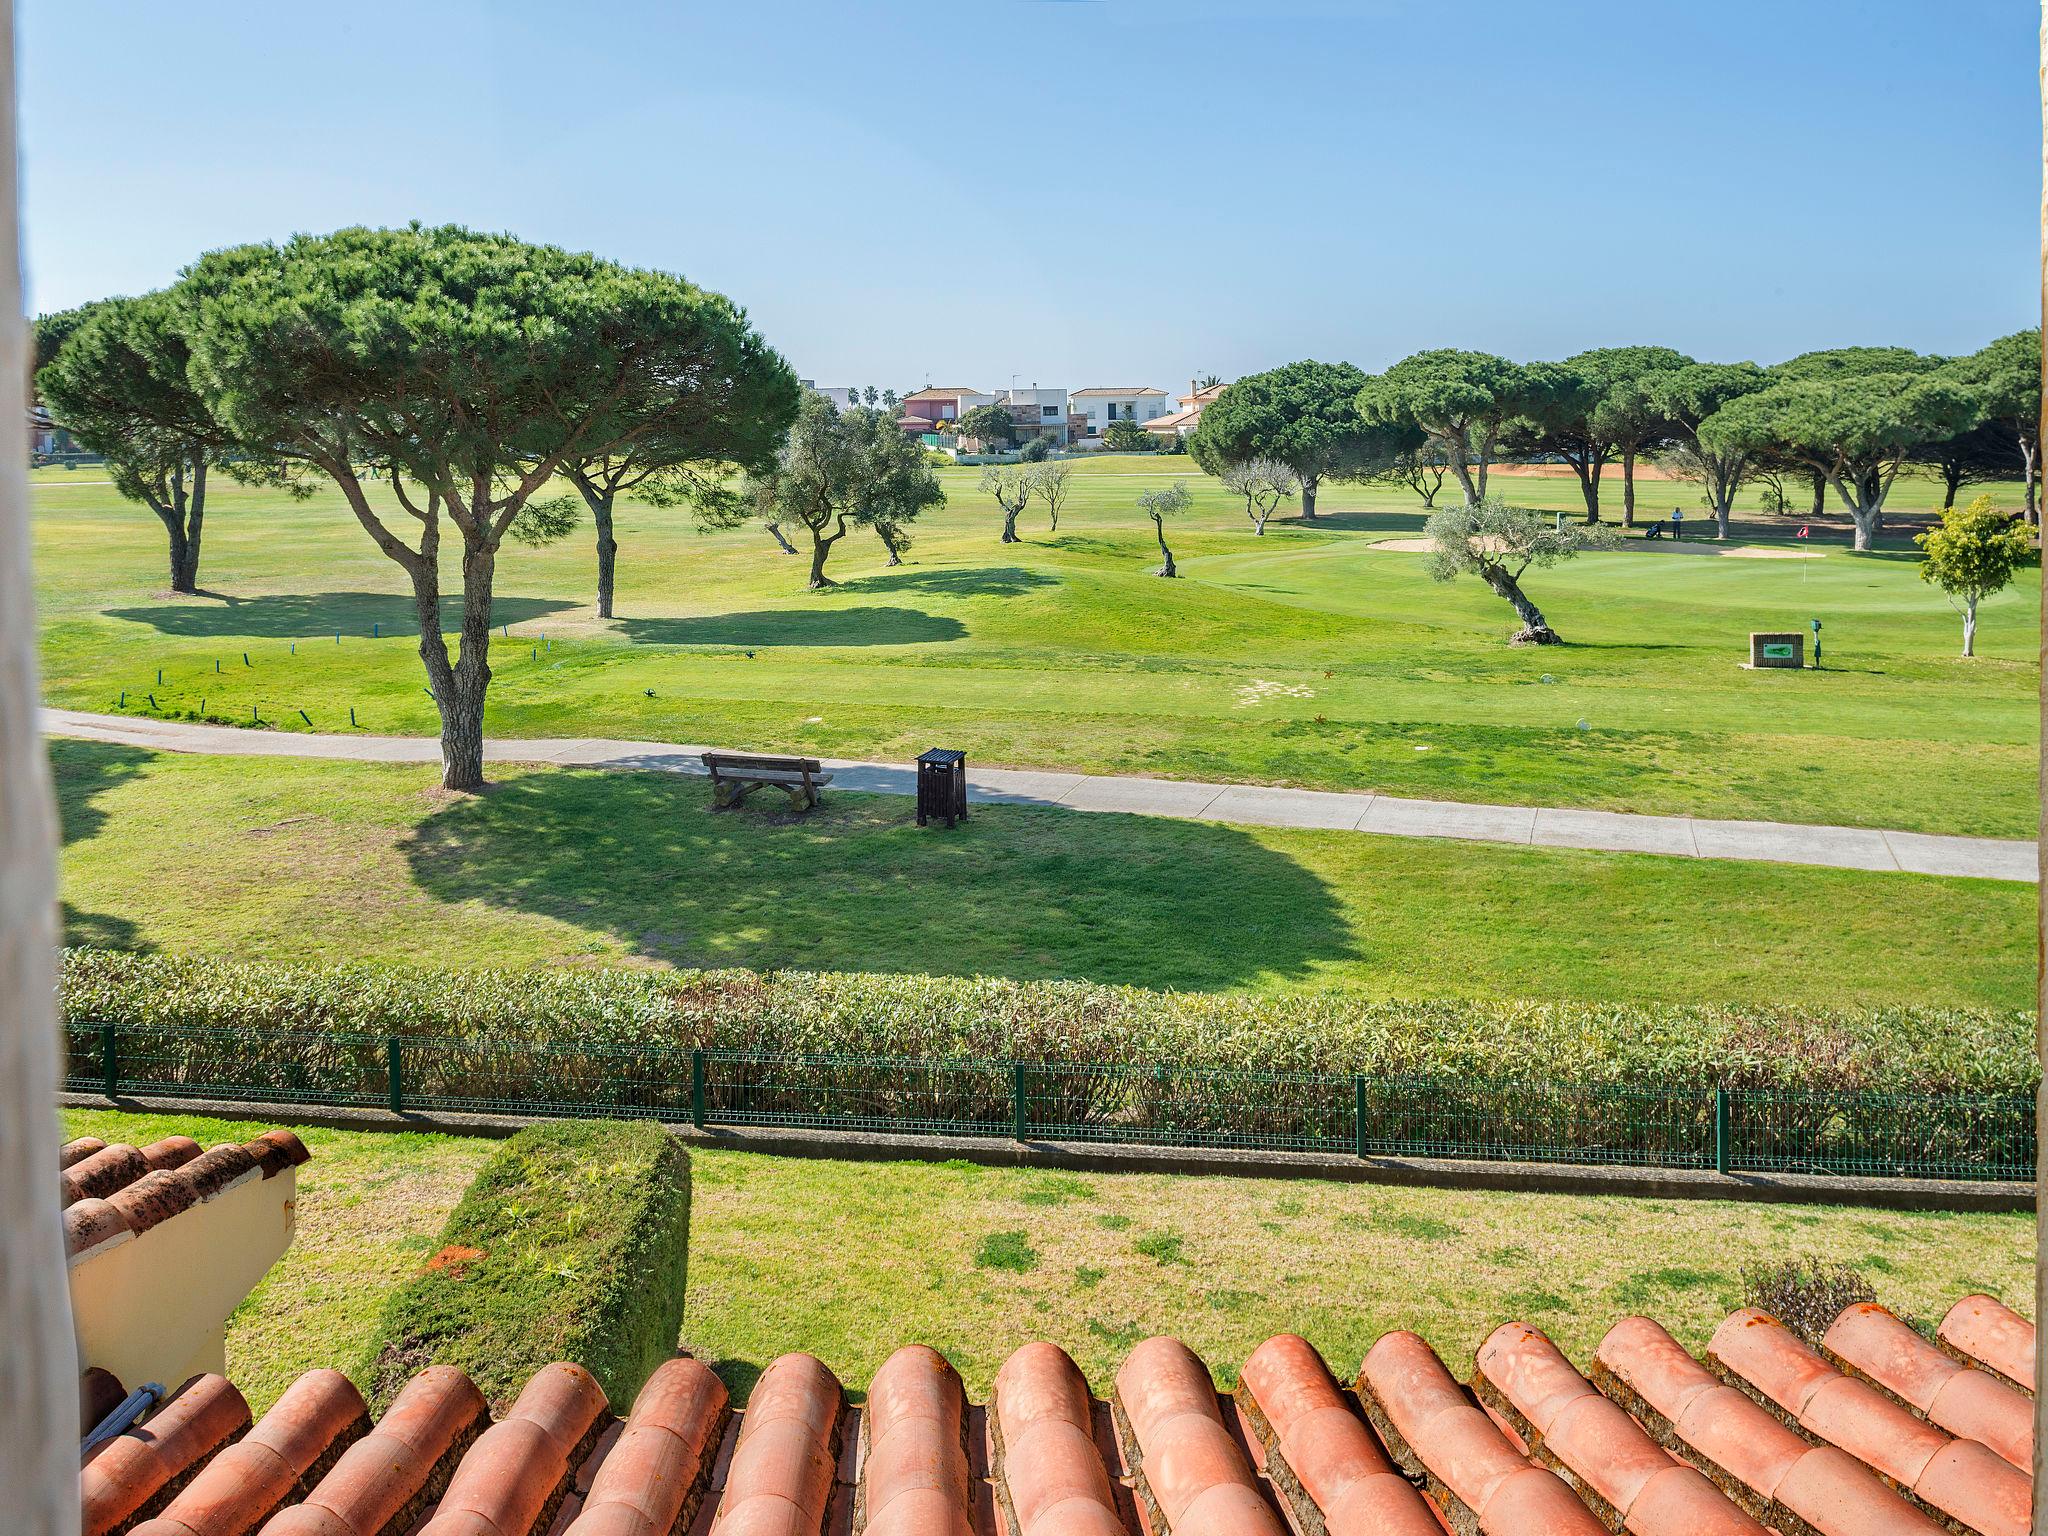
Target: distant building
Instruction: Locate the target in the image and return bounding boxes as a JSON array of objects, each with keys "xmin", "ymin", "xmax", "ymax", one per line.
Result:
[
  {"xmin": 997, "ymin": 385, "xmax": 1072, "ymax": 445},
  {"xmin": 899, "ymin": 386, "xmax": 995, "ymax": 429},
  {"xmin": 1143, "ymin": 381, "xmax": 1226, "ymax": 441},
  {"xmin": 1070, "ymin": 387, "xmax": 1170, "ymax": 445}
]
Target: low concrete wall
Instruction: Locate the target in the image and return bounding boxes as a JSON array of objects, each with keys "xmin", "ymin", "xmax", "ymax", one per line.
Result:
[{"xmin": 58, "ymin": 1092, "xmax": 2028, "ymax": 1214}]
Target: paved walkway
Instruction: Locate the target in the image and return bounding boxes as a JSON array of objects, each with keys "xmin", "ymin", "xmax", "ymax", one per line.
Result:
[{"xmin": 43, "ymin": 708, "xmax": 2036, "ymax": 882}]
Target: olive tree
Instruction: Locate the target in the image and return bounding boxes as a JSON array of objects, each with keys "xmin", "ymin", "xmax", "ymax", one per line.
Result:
[
  {"xmin": 179, "ymin": 224, "xmax": 796, "ymax": 790},
  {"xmin": 1029, "ymin": 461, "xmax": 1074, "ymax": 532},
  {"xmin": 1914, "ymin": 494, "xmax": 2038, "ymax": 656},
  {"xmin": 1703, "ymin": 367, "xmax": 1978, "ymax": 550},
  {"xmin": 1189, "ymin": 360, "xmax": 1388, "ymax": 520},
  {"xmin": 980, "ymin": 463, "xmax": 1033, "ymax": 542},
  {"xmin": 1220, "ymin": 457, "xmax": 1299, "ymax": 533},
  {"xmin": 36, "ymin": 293, "xmax": 249, "ymax": 593},
  {"xmin": 1355, "ymin": 350, "xmax": 1532, "ymax": 505},
  {"xmin": 708, "ymin": 398, "xmax": 939, "ymax": 589},
  {"xmin": 1424, "ymin": 493, "xmax": 1615, "ymax": 645},
  {"xmin": 1139, "ymin": 480, "xmax": 1194, "ymax": 577}
]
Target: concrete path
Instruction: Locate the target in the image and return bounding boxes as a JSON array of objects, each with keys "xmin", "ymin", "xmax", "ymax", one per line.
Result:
[{"xmin": 43, "ymin": 707, "xmax": 2036, "ymax": 882}]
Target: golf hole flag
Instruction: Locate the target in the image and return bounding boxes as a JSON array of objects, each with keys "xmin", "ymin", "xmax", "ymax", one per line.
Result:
[{"xmin": 1797, "ymin": 525, "xmax": 1809, "ymax": 538}]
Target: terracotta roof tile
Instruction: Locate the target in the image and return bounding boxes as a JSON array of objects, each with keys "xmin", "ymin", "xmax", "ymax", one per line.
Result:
[
  {"xmin": 1937, "ymin": 1294, "xmax": 2035, "ymax": 1394},
  {"xmin": 1476, "ymin": 1321, "xmax": 1763, "ymax": 1536},
  {"xmin": 1114, "ymin": 1336, "xmax": 1287, "ymax": 1536},
  {"xmin": 991, "ymin": 1342, "xmax": 1124, "ymax": 1536},
  {"xmin": 419, "ymin": 1362, "xmax": 610, "ymax": 1536},
  {"xmin": 1708, "ymin": 1308, "xmax": 2027, "ymax": 1536},
  {"xmin": 705, "ymin": 1352, "xmax": 842, "ymax": 1533},
  {"xmin": 64, "ymin": 1143, "xmax": 150, "ymax": 1205},
  {"xmin": 130, "ymin": 1370, "xmax": 371, "ymax": 1536},
  {"xmin": 562, "ymin": 1357, "xmax": 728, "ymax": 1536},
  {"xmin": 81, "ymin": 1373, "xmax": 253, "ymax": 1536},
  {"xmin": 859, "ymin": 1345, "xmax": 973, "ymax": 1536},
  {"xmin": 1357, "ymin": 1329, "xmax": 1606, "ymax": 1536},
  {"xmin": 1822, "ymin": 1302, "xmax": 2033, "ymax": 1473},
  {"xmin": 1595, "ymin": 1314, "xmax": 1945, "ymax": 1536},
  {"xmin": 263, "ymin": 1363, "xmax": 489, "ymax": 1536},
  {"xmin": 64, "ymin": 1134, "xmax": 110, "ymax": 1168},
  {"xmin": 1237, "ymin": 1334, "xmax": 1439, "ymax": 1536},
  {"xmin": 63, "ymin": 1129, "xmax": 310, "ymax": 1266}
]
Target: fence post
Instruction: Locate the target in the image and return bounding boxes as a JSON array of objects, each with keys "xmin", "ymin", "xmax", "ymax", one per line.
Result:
[
  {"xmin": 100, "ymin": 1023, "xmax": 118, "ymax": 1100},
  {"xmin": 386, "ymin": 1037, "xmax": 403, "ymax": 1115},
  {"xmin": 1714, "ymin": 1085, "xmax": 1730, "ymax": 1175},
  {"xmin": 690, "ymin": 1049, "xmax": 707, "ymax": 1129},
  {"xmin": 1012, "ymin": 1063, "xmax": 1029, "ymax": 1142},
  {"xmin": 1351, "ymin": 1074, "xmax": 1367, "ymax": 1159}
]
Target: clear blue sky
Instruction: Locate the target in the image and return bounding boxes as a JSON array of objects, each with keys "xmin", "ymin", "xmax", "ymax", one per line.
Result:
[{"xmin": 23, "ymin": 0, "xmax": 2038, "ymax": 393}]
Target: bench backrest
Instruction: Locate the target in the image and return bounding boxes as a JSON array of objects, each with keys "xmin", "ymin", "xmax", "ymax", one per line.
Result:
[{"xmin": 702, "ymin": 751, "xmax": 825, "ymax": 774}]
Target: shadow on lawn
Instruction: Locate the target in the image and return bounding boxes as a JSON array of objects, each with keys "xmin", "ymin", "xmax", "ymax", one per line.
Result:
[
  {"xmin": 108, "ymin": 591, "xmax": 578, "ymax": 639},
  {"xmin": 618, "ymin": 606, "xmax": 965, "ymax": 648},
  {"xmin": 49, "ymin": 738, "xmax": 156, "ymax": 952},
  {"xmin": 400, "ymin": 769, "xmax": 1354, "ymax": 988},
  {"xmin": 845, "ymin": 566, "xmax": 1058, "ymax": 599}
]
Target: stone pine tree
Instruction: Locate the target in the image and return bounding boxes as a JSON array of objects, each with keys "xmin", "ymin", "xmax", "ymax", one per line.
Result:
[
  {"xmin": 1646, "ymin": 362, "xmax": 1769, "ymax": 539},
  {"xmin": 1946, "ymin": 331, "xmax": 2041, "ymax": 522},
  {"xmin": 1424, "ymin": 493, "xmax": 1616, "ymax": 644},
  {"xmin": 559, "ymin": 310, "xmax": 795, "ymax": 619},
  {"xmin": 1563, "ymin": 345, "xmax": 1692, "ymax": 526},
  {"xmin": 35, "ymin": 292, "xmax": 250, "ymax": 594},
  {"xmin": 1138, "ymin": 480, "xmax": 1193, "ymax": 576},
  {"xmin": 1914, "ymin": 494, "xmax": 2038, "ymax": 656},
  {"xmin": 179, "ymin": 224, "xmax": 797, "ymax": 791},
  {"xmin": 1188, "ymin": 359, "xmax": 1389, "ymax": 520},
  {"xmin": 1355, "ymin": 350, "xmax": 1533, "ymax": 505}
]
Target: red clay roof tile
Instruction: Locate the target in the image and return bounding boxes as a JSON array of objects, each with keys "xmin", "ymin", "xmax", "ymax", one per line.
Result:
[
  {"xmin": 81, "ymin": 1373, "xmax": 253, "ymax": 1536},
  {"xmin": 859, "ymin": 1345, "xmax": 973, "ymax": 1536},
  {"xmin": 1114, "ymin": 1336, "xmax": 1286, "ymax": 1536},
  {"xmin": 141, "ymin": 1135, "xmax": 206, "ymax": 1173},
  {"xmin": 1822, "ymin": 1302, "xmax": 2033, "ymax": 1473},
  {"xmin": 991, "ymin": 1342, "xmax": 1123, "ymax": 1536},
  {"xmin": 263, "ymin": 1363, "xmax": 489, "ymax": 1536},
  {"xmin": 130, "ymin": 1369, "xmax": 370, "ymax": 1536},
  {"xmin": 64, "ymin": 1134, "xmax": 110, "ymax": 1168},
  {"xmin": 706, "ymin": 1352, "xmax": 842, "ymax": 1533},
  {"xmin": 1938, "ymin": 1294, "xmax": 2035, "ymax": 1394},
  {"xmin": 563, "ymin": 1357, "xmax": 728, "ymax": 1536},
  {"xmin": 1596, "ymin": 1315, "xmax": 1945, "ymax": 1536},
  {"xmin": 418, "ymin": 1361, "xmax": 610, "ymax": 1536},
  {"xmin": 65, "ymin": 1195, "xmax": 134, "ymax": 1259},
  {"xmin": 64, "ymin": 1142, "xmax": 150, "ymax": 1205},
  {"xmin": 1237, "ymin": 1334, "xmax": 1439, "ymax": 1536}
]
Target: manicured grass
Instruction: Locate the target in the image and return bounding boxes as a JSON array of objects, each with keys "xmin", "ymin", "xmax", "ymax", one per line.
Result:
[
  {"xmin": 32, "ymin": 458, "xmax": 2039, "ymax": 836},
  {"xmin": 62, "ymin": 1110, "xmax": 2028, "ymax": 1409},
  {"xmin": 51, "ymin": 741, "xmax": 2034, "ymax": 1007},
  {"xmin": 59, "ymin": 1107, "xmax": 492, "ymax": 1414}
]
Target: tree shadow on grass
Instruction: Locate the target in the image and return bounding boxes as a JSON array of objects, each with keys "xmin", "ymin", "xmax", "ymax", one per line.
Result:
[
  {"xmin": 844, "ymin": 566, "xmax": 1058, "ymax": 599},
  {"xmin": 400, "ymin": 769, "xmax": 1355, "ymax": 989},
  {"xmin": 107, "ymin": 591, "xmax": 579, "ymax": 639},
  {"xmin": 617, "ymin": 607, "xmax": 965, "ymax": 648},
  {"xmin": 49, "ymin": 738, "xmax": 156, "ymax": 952}
]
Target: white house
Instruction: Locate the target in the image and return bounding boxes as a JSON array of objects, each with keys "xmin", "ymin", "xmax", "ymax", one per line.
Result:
[
  {"xmin": 997, "ymin": 385, "xmax": 1072, "ymax": 444},
  {"xmin": 799, "ymin": 381, "xmax": 860, "ymax": 411},
  {"xmin": 1069, "ymin": 387, "xmax": 1171, "ymax": 444}
]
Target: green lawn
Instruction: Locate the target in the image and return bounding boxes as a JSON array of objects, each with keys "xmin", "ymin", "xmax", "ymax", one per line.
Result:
[
  {"xmin": 52, "ymin": 741, "xmax": 2034, "ymax": 1007},
  {"xmin": 33, "ymin": 457, "xmax": 2040, "ymax": 837},
  {"xmin": 60, "ymin": 1108, "xmax": 2032, "ymax": 1411}
]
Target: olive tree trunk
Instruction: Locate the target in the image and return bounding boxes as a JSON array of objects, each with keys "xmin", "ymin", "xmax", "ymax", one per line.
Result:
[
  {"xmin": 1000, "ymin": 506, "xmax": 1022, "ymax": 543},
  {"xmin": 1152, "ymin": 515, "xmax": 1176, "ymax": 577},
  {"xmin": 0, "ymin": 0, "xmax": 84, "ymax": 1510},
  {"xmin": 877, "ymin": 524, "xmax": 904, "ymax": 566},
  {"xmin": 766, "ymin": 521, "xmax": 797, "ymax": 555},
  {"xmin": 1483, "ymin": 565, "xmax": 1559, "ymax": 644},
  {"xmin": 1299, "ymin": 472, "xmax": 1319, "ymax": 521},
  {"xmin": 807, "ymin": 517, "xmax": 845, "ymax": 589}
]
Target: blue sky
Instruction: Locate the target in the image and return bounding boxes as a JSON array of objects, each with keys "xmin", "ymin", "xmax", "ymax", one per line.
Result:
[{"xmin": 24, "ymin": 1, "xmax": 2038, "ymax": 393}]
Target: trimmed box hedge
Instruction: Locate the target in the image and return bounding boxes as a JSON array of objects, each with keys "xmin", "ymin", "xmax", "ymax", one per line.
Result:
[
  {"xmin": 58, "ymin": 948, "xmax": 2035, "ymax": 1094},
  {"xmin": 357, "ymin": 1118, "xmax": 692, "ymax": 1413}
]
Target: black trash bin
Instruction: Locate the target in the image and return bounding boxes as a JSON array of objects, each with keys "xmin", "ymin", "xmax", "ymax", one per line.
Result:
[{"xmin": 916, "ymin": 748, "xmax": 968, "ymax": 828}]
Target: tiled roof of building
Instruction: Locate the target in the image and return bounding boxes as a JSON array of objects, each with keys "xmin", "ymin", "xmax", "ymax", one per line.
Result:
[
  {"xmin": 61, "ymin": 1130, "xmax": 310, "ymax": 1263},
  {"xmin": 1071, "ymin": 387, "xmax": 1166, "ymax": 398},
  {"xmin": 74, "ymin": 1290, "xmax": 2032, "ymax": 1536},
  {"xmin": 901, "ymin": 387, "xmax": 985, "ymax": 402}
]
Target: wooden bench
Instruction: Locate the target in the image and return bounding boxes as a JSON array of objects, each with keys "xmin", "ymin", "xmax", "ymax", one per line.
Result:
[{"xmin": 701, "ymin": 751, "xmax": 833, "ymax": 812}]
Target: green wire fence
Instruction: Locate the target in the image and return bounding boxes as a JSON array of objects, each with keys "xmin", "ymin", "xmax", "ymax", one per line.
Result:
[{"xmin": 63, "ymin": 1022, "xmax": 2033, "ymax": 1184}]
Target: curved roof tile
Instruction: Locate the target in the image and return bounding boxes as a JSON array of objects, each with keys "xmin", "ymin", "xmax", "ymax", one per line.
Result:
[
  {"xmin": 1938, "ymin": 1294, "xmax": 2035, "ymax": 1394},
  {"xmin": 706, "ymin": 1352, "xmax": 842, "ymax": 1534},
  {"xmin": 992, "ymin": 1342, "xmax": 1123, "ymax": 1536},
  {"xmin": 1114, "ymin": 1336, "xmax": 1286, "ymax": 1536},
  {"xmin": 1822, "ymin": 1302, "xmax": 2033, "ymax": 1473},
  {"xmin": 564, "ymin": 1357, "xmax": 729, "ymax": 1536},
  {"xmin": 81, "ymin": 1374, "xmax": 252, "ymax": 1536},
  {"xmin": 861, "ymin": 1345, "xmax": 973, "ymax": 1536},
  {"xmin": 418, "ymin": 1362, "xmax": 609, "ymax": 1536}
]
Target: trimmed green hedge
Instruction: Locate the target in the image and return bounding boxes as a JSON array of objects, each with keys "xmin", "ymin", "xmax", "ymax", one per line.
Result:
[
  {"xmin": 357, "ymin": 1119, "xmax": 692, "ymax": 1413},
  {"xmin": 59, "ymin": 948, "xmax": 2035, "ymax": 1092}
]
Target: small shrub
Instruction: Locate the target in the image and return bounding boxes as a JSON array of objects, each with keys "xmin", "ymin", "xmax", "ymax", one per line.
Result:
[
  {"xmin": 1740, "ymin": 1257, "xmax": 1877, "ymax": 1342},
  {"xmin": 358, "ymin": 1119, "xmax": 691, "ymax": 1412}
]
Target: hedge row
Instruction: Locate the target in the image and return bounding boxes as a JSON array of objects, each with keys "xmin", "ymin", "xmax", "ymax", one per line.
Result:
[
  {"xmin": 358, "ymin": 1118, "xmax": 693, "ymax": 1413},
  {"xmin": 58, "ymin": 948, "xmax": 2036, "ymax": 1093}
]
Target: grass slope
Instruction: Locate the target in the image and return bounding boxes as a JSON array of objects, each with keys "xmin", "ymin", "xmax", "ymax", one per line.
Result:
[
  {"xmin": 52, "ymin": 741, "xmax": 2034, "ymax": 1008},
  {"xmin": 61, "ymin": 1110, "xmax": 2029, "ymax": 1411},
  {"xmin": 33, "ymin": 458, "xmax": 2039, "ymax": 836}
]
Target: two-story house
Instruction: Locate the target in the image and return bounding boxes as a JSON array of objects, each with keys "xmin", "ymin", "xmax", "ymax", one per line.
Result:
[{"xmin": 1069, "ymin": 387, "xmax": 1171, "ymax": 445}]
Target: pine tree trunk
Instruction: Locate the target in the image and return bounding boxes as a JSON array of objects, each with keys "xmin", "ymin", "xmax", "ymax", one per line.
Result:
[
  {"xmin": 1809, "ymin": 471, "xmax": 1827, "ymax": 517},
  {"xmin": 1300, "ymin": 474, "xmax": 1318, "ymax": 521},
  {"xmin": 1577, "ymin": 463, "xmax": 1601, "ymax": 524},
  {"xmin": 160, "ymin": 510, "xmax": 194, "ymax": 593},
  {"xmin": 589, "ymin": 491, "xmax": 618, "ymax": 619},
  {"xmin": 1621, "ymin": 447, "xmax": 1637, "ymax": 527},
  {"xmin": 1942, "ymin": 465, "xmax": 1963, "ymax": 510},
  {"xmin": 437, "ymin": 543, "xmax": 497, "ymax": 791}
]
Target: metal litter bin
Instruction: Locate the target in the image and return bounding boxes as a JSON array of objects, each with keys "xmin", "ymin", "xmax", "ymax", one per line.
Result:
[{"xmin": 916, "ymin": 748, "xmax": 968, "ymax": 828}]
